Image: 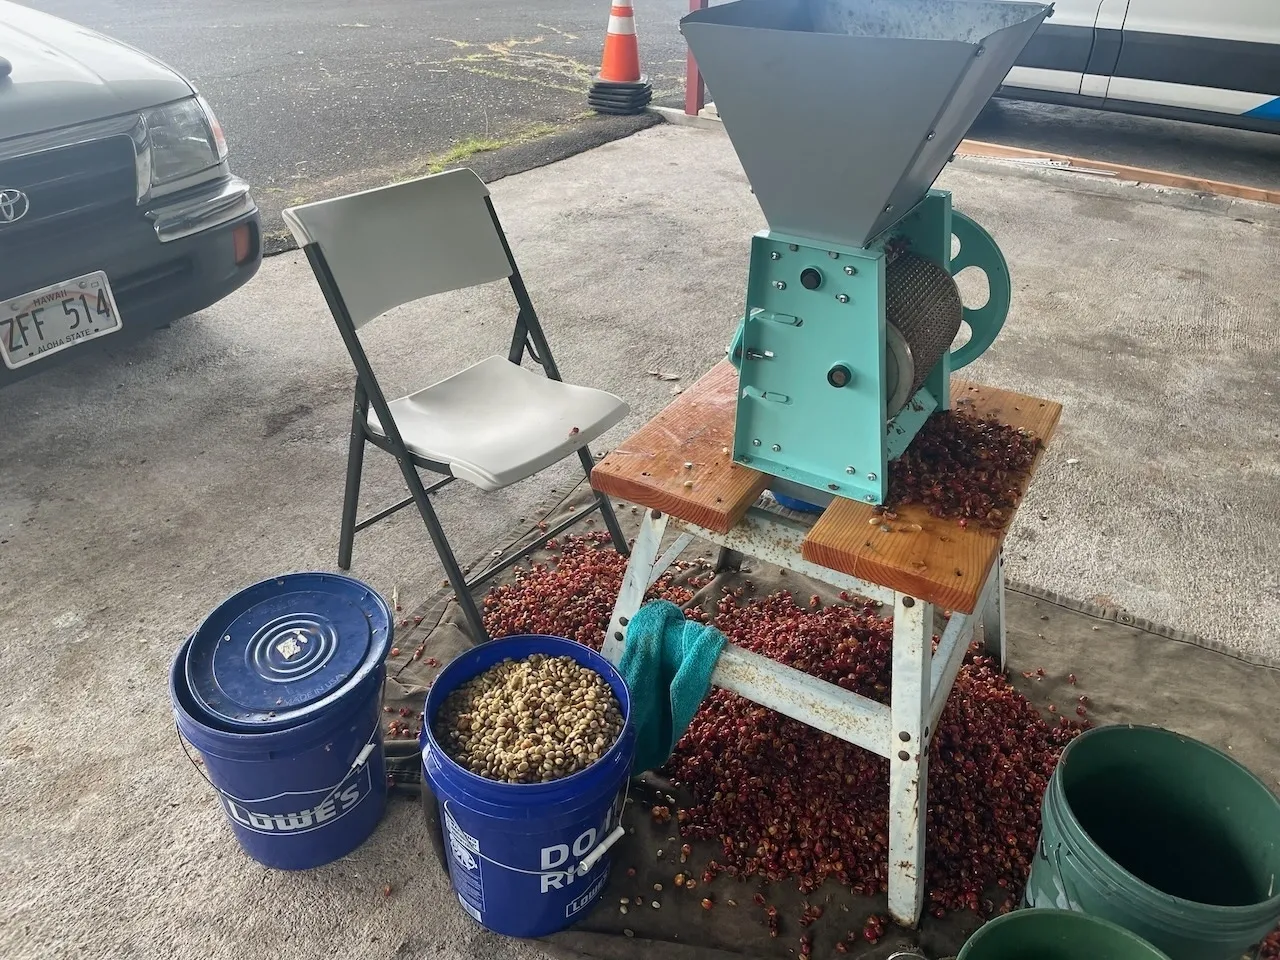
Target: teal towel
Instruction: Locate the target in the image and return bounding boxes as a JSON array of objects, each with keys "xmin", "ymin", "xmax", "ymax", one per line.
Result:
[{"xmin": 619, "ymin": 599, "xmax": 726, "ymax": 774}]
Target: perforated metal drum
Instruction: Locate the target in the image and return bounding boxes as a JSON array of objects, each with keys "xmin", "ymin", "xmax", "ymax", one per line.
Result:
[{"xmin": 885, "ymin": 252, "xmax": 963, "ymax": 416}]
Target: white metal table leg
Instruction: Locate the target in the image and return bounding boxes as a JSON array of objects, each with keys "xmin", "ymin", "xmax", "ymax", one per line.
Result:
[
  {"xmin": 647, "ymin": 532, "xmax": 695, "ymax": 589},
  {"xmin": 887, "ymin": 592, "xmax": 933, "ymax": 928},
  {"xmin": 599, "ymin": 502, "xmax": 984, "ymax": 929},
  {"xmin": 981, "ymin": 551, "xmax": 1007, "ymax": 671},
  {"xmin": 603, "ymin": 510, "xmax": 670, "ymax": 664}
]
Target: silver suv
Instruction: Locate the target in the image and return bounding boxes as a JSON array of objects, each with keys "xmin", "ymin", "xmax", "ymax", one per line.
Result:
[{"xmin": 0, "ymin": 2, "xmax": 261, "ymax": 385}]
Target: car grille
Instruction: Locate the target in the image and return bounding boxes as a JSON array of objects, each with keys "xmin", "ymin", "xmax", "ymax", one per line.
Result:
[{"xmin": 0, "ymin": 136, "xmax": 138, "ymax": 242}]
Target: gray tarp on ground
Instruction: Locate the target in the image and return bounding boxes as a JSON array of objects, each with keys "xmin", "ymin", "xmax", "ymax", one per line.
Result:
[{"xmin": 379, "ymin": 482, "xmax": 1280, "ymax": 960}]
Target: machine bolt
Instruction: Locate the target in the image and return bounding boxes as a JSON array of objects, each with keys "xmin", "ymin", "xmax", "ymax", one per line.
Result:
[
  {"xmin": 843, "ymin": 265, "xmax": 856, "ymax": 276},
  {"xmin": 788, "ymin": 243, "xmax": 799, "ymax": 251},
  {"xmin": 846, "ymin": 467, "xmax": 855, "ymax": 475},
  {"xmin": 752, "ymin": 439, "xmax": 762, "ymax": 447},
  {"xmin": 828, "ymin": 484, "xmax": 840, "ymax": 491},
  {"xmin": 771, "ymin": 444, "xmax": 781, "ymax": 452},
  {"xmin": 926, "ymin": 131, "xmax": 936, "ymax": 141},
  {"xmin": 864, "ymin": 495, "xmax": 876, "ymax": 503},
  {"xmin": 867, "ymin": 472, "xmax": 878, "ymax": 481},
  {"xmin": 770, "ymin": 251, "xmax": 781, "ymax": 260},
  {"xmin": 836, "ymin": 294, "xmax": 850, "ymax": 304},
  {"xmin": 773, "ymin": 280, "xmax": 786, "ymax": 290},
  {"xmin": 827, "ymin": 250, "xmax": 840, "ymax": 259},
  {"xmin": 976, "ymin": 44, "xmax": 986, "ymax": 57},
  {"xmin": 883, "ymin": 203, "xmax": 893, "ymax": 213}
]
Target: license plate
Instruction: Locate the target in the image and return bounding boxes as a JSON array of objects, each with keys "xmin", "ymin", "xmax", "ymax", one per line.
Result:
[{"xmin": 0, "ymin": 271, "xmax": 122, "ymax": 370}]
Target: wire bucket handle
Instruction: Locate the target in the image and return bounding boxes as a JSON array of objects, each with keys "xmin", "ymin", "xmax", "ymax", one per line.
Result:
[
  {"xmin": 176, "ymin": 720, "xmax": 379, "ymax": 811},
  {"xmin": 438, "ymin": 776, "xmax": 631, "ymax": 879}
]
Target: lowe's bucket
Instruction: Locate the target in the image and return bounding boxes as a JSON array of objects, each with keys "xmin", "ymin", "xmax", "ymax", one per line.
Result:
[
  {"xmin": 1024, "ymin": 724, "xmax": 1280, "ymax": 960},
  {"xmin": 957, "ymin": 908, "xmax": 1173, "ymax": 960},
  {"xmin": 169, "ymin": 572, "xmax": 393, "ymax": 870},
  {"xmin": 421, "ymin": 634, "xmax": 636, "ymax": 939}
]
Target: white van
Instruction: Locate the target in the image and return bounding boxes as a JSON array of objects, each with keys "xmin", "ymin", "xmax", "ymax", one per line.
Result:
[{"xmin": 999, "ymin": 0, "xmax": 1280, "ymax": 133}]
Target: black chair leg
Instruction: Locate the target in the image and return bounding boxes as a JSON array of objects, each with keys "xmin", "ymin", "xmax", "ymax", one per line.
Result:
[
  {"xmin": 399, "ymin": 464, "xmax": 490, "ymax": 644},
  {"xmin": 715, "ymin": 547, "xmax": 744, "ymax": 573},
  {"xmin": 577, "ymin": 446, "xmax": 630, "ymax": 557},
  {"xmin": 338, "ymin": 387, "xmax": 369, "ymax": 571}
]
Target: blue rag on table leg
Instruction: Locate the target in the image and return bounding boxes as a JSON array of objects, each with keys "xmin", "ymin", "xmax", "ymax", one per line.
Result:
[{"xmin": 618, "ymin": 599, "xmax": 726, "ymax": 774}]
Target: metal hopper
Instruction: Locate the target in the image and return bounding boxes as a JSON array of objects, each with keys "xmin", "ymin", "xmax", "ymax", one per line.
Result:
[{"xmin": 681, "ymin": 0, "xmax": 1052, "ymax": 248}]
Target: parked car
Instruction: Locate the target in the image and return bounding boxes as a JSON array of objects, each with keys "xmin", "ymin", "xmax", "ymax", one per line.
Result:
[
  {"xmin": 0, "ymin": 1, "xmax": 261, "ymax": 385},
  {"xmin": 999, "ymin": 0, "xmax": 1280, "ymax": 134}
]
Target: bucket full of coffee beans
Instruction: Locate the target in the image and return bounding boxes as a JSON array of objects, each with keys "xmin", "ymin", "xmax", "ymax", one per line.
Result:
[{"xmin": 420, "ymin": 634, "xmax": 635, "ymax": 938}]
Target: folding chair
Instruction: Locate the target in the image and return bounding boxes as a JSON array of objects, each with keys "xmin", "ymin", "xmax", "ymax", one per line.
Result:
[{"xmin": 282, "ymin": 168, "xmax": 631, "ymax": 643}]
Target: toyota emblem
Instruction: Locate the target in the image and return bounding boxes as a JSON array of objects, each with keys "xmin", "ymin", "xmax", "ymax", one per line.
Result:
[{"xmin": 0, "ymin": 188, "xmax": 30, "ymax": 224}]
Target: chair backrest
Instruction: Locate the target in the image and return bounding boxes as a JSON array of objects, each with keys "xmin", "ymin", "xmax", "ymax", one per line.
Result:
[{"xmin": 282, "ymin": 168, "xmax": 514, "ymax": 329}]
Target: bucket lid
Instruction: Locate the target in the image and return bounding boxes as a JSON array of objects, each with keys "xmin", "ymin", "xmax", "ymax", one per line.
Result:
[{"xmin": 183, "ymin": 572, "xmax": 393, "ymax": 732}]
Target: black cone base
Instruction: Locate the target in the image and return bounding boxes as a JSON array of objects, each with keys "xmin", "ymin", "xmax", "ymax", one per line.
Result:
[{"xmin": 588, "ymin": 78, "xmax": 653, "ymax": 116}]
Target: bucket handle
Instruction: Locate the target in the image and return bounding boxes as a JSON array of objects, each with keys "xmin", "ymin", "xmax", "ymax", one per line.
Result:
[
  {"xmin": 176, "ymin": 721, "xmax": 378, "ymax": 810},
  {"xmin": 1038, "ymin": 835, "xmax": 1122, "ymax": 907},
  {"xmin": 438, "ymin": 775, "xmax": 632, "ymax": 879}
]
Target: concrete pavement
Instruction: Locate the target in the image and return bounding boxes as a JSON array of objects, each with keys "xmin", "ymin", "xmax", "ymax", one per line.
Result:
[{"xmin": 1, "ymin": 121, "xmax": 1278, "ymax": 959}]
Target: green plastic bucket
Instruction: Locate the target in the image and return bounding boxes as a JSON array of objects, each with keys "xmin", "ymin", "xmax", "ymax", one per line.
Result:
[
  {"xmin": 1024, "ymin": 724, "xmax": 1280, "ymax": 960},
  {"xmin": 958, "ymin": 908, "xmax": 1173, "ymax": 960}
]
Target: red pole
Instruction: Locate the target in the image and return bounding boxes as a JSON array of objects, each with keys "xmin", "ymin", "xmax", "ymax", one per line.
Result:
[{"xmin": 684, "ymin": 0, "xmax": 709, "ymax": 115}]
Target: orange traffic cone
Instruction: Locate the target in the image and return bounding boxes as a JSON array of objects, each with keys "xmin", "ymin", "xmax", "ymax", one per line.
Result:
[{"xmin": 588, "ymin": 1, "xmax": 652, "ymax": 115}]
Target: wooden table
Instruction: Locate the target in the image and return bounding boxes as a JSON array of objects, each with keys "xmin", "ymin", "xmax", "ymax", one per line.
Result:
[{"xmin": 591, "ymin": 361, "xmax": 1061, "ymax": 928}]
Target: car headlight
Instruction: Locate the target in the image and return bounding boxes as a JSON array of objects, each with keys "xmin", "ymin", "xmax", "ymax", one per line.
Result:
[{"xmin": 144, "ymin": 96, "xmax": 228, "ymax": 189}]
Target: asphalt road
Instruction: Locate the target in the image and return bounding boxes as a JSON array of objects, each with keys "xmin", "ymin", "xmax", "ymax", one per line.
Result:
[
  {"xmin": 15, "ymin": 0, "xmax": 691, "ymax": 246},
  {"xmin": 13, "ymin": 0, "xmax": 1280, "ymax": 247}
]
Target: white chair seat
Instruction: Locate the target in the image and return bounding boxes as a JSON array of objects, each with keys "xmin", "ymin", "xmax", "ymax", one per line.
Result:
[{"xmin": 368, "ymin": 356, "xmax": 629, "ymax": 492}]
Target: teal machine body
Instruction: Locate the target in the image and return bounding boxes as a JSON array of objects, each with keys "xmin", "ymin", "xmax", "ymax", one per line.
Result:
[{"xmin": 681, "ymin": 0, "xmax": 1052, "ymax": 508}]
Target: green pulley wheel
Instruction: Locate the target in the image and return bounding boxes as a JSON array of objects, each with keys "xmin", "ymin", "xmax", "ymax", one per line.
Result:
[{"xmin": 948, "ymin": 210, "xmax": 1012, "ymax": 370}]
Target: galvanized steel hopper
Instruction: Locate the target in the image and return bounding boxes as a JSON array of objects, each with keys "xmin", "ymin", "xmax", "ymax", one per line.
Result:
[
  {"xmin": 686, "ymin": 0, "xmax": 1051, "ymax": 508},
  {"xmin": 681, "ymin": 0, "xmax": 1052, "ymax": 248}
]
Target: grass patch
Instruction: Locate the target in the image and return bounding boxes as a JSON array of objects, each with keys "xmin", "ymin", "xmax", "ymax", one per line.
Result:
[
  {"xmin": 256, "ymin": 113, "xmax": 616, "ymax": 255},
  {"xmin": 405, "ymin": 121, "xmax": 563, "ymax": 178}
]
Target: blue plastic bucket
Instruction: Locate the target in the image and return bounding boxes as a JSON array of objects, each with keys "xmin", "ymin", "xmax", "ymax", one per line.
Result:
[
  {"xmin": 770, "ymin": 490, "xmax": 826, "ymax": 514},
  {"xmin": 421, "ymin": 634, "xmax": 636, "ymax": 938},
  {"xmin": 169, "ymin": 572, "xmax": 393, "ymax": 870}
]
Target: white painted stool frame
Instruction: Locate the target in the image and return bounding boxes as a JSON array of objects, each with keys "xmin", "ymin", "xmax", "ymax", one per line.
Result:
[{"xmin": 601, "ymin": 498, "xmax": 1006, "ymax": 929}]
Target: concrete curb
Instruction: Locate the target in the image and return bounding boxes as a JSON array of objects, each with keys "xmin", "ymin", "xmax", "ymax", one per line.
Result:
[
  {"xmin": 260, "ymin": 111, "xmax": 665, "ymax": 258},
  {"xmin": 646, "ymin": 104, "xmax": 724, "ymax": 131}
]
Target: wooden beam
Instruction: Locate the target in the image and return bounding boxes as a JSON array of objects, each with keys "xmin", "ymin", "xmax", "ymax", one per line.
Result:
[
  {"xmin": 684, "ymin": 0, "xmax": 708, "ymax": 116},
  {"xmin": 956, "ymin": 138, "xmax": 1280, "ymax": 206},
  {"xmin": 590, "ymin": 362, "xmax": 768, "ymax": 533}
]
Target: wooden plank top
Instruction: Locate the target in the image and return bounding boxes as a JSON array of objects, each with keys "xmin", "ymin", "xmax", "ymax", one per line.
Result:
[
  {"xmin": 802, "ymin": 382, "xmax": 1061, "ymax": 614},
  {"xmin": 591, "ymin": 361, "xmax": 1062, "ymax": 613},
  {"xmin": 590, "ymin": 362, "xmax": 769, "ymax": 533}
]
